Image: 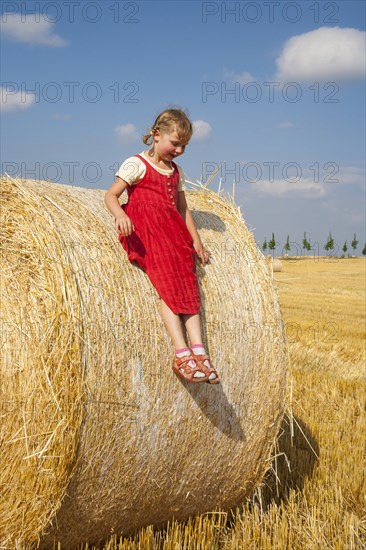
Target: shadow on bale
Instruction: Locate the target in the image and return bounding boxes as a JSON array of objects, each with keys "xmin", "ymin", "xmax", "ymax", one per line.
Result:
[
  {"xmin": 254, "ymin": 413, "xmax": 320, "ymax": 509},
  {"xmin": 174, "ymin": 380, "xmax": 246, "ymax": 442},
  {"xmin": 192, "ymin": 210, "xmax": 227, "ymax": 232}
]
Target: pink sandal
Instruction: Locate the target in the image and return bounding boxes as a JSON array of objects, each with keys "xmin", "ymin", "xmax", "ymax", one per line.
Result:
[{"xmin": 172, "ymin": 354, "xmax": 209, "ymax": 383}]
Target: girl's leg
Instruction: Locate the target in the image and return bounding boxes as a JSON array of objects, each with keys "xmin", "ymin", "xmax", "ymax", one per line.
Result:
[
  {"xmin": 161, "ymin": 300, "xmax": 208, "ymax": 381},
  {"xmin": 182, "ymin": 312, "xmax": 220, "ymax": 383},
  {"xmin": 181, "ymin": 313, "xmax": 203, "ymax": 346},
  {"xmin": 160, "ymin": 299, "xmax": 187, "ymax": 349}
]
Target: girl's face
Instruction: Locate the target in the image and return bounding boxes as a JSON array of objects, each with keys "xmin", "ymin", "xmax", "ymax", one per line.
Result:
[{"xmin": 154, "ymin": 128, "xmax": 189, "ymax": 161}]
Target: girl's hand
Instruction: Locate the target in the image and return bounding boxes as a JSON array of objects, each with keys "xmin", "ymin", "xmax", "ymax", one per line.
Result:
[
  {"xmin": 115, "ymin": 213, "xmax": 135, "ymax": 236},
  {"xmin": 193, "ymin": 239, "xmax": 211, "ymax": 266}
]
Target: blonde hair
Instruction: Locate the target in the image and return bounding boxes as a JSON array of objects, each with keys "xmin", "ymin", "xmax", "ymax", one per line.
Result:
[{"xmin": 142, "ymin": 108, "xmax": 193, "ymax": 145}]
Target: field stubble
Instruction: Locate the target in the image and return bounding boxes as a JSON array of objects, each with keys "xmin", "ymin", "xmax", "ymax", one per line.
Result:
[{"xmin": 72, "ymin": 258, "xmax": 366, "ymax": 549}]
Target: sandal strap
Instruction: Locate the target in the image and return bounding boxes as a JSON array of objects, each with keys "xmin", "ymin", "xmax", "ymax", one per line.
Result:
[
  {"xmin": 194, "ymin": 354, "xmax": 218, "ymax": 374},
  {"xmin": 191, "ymin": 353, "xmax": 210, "ymax": 363},
  {"xmin": 175, "ymin": 354, "xmax": 196, "ymax": 367}
]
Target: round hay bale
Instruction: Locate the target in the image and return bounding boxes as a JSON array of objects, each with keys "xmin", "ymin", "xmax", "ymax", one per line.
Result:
[
  {"xmin": 0, "ymin": 177, "xmax": 287, "ymax": 549},
  {"xmin": 273, "ymin": 259, "xmax": 283, "ymax": 272}
]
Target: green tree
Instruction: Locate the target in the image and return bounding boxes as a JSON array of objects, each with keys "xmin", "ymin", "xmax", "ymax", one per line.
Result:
[
  {"xmin": 262, "ymin": 237, "xmax": 268, "ymax": 254},
  {"xmin": 269, "ymin": 233, "xmax": 276, "ymax": 256},
  {"xmin": 302, "ymin": 232, "xmax": 311, "ymax": 253},
  {"xmin": 351, "ymin": 233, "xmax": 358, "ymax": 252},
  {"xmin": 362, "ymin": 244, "xmax": 366, "ymax": 256},
  {"xmin": 284, "ymin": 235, "xmax": 291, "ymax": 255},
  {"xmin": 342, "ymin": 241, "xmax": 347, "ymax": 255},
  {"xmin": 324, "ymin": 232, "xmax": 335, "ymax": 252}
]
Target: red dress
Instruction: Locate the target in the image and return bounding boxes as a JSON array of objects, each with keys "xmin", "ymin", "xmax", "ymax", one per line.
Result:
[{"xmin": 118, "ymin": 154, "xmax": 201, "ymax": 314}]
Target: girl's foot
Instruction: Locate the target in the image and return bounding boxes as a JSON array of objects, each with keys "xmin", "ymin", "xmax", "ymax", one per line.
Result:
[
  {"xmin": 190, "ymin": 344, "xmax": 220, "ymax": 384},
  {"xmin": 194, "ymin": 354, "xmax": 220, "ymax": 384},
  {"xmin": 172, "ymin": 354, "xmax": 209, "ymax": 383},
  {"xmin": 193, "ymin": 355, "xmax": 220, "ymax": 384}
]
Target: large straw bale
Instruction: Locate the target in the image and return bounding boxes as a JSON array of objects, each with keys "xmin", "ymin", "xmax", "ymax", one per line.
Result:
[{"xmin": 0, "ymin": 177, "xmax": 287, "ymax": 549}]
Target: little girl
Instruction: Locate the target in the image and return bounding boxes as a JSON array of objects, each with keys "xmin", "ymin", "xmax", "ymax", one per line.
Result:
[{"xmin": 104, "ymin": 108, "xmax": 219, "ymax": 384}]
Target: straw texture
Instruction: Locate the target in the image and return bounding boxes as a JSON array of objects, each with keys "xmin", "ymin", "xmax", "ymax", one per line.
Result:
[{"xmin": 0, "ymin": 177, "xmax": 287, "ymax": 549}]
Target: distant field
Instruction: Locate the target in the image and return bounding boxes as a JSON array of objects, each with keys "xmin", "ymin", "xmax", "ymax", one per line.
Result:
[
  {"xmin": 77, "ymin": 257, "xmax": 366, "ymax": 549},
  {"xmin": 275, "ymin": 256, "xmax": 365, "ymax": 375}
]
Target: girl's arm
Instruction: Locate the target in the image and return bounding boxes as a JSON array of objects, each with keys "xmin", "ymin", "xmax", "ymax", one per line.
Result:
[
  {"xmin": 104, "ymin": 177, "xmax": 135, "ymax": 236},
  {"xmin": 177, "ymin": 191, "xmax": 210, "ymax": 266}
]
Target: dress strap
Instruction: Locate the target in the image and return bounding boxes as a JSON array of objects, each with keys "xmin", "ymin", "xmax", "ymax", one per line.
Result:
[
  {"xmin": 133, "ymin": 153, "xmax": 147, "ymax": 165},
  {"xmin": 170, "ymin": 160, "xmax": 179, "ymax": 173}
]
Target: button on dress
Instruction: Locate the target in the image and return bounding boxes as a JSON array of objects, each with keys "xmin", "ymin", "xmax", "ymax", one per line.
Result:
[{"xmin": 118, "ymin": 154, "xmax": 201, "ymax": 314}]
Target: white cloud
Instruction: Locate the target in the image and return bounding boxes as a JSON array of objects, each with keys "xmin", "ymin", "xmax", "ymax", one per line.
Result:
[
  {"xmin": 0, "ymin": 87, "xmax": 36, "ymax": 113},
  {"xmin": 248, "ymin": 165, "xmax": 365, "ymax": 198},
  {"xmin": 276, "ymin": 27, "xmax": 366, "ymax": 82},
  {"xmin": 192, "ymin": 120, "xmax": 212, "ymax": 141},
  {"xmin": 115, "ymin": 124, "xmax": 139, "ymax": 145},
  {"xmin": 337, "ymin": 166, "xmax": 365, "ymax": 189},
  {"xmin": 278, "ymin": 121, "xmax": 294, "ymax": 129},
  {"xmin": 0, "ymin": 14, "xmax": 67, "ymax": 47},
  {"xmin": 224, "ymin": 69, "xmax": 255, "ymax": 84}
]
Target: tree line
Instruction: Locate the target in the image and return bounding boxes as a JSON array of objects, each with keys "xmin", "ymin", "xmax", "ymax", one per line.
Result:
[{"xmin": 262, "ymin": 233, "xmax": 366, "ymax": 257}]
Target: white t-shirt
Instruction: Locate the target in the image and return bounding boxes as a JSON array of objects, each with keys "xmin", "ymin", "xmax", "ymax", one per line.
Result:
[{"xmin": 115, "ymin": 151, "xmax": 186, "ymax": 191}]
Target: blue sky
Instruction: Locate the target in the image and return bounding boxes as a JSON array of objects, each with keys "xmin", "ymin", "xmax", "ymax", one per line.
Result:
[{"xmin": 1, "ymin": 0, "xmax": 365, "ymax": 255}]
